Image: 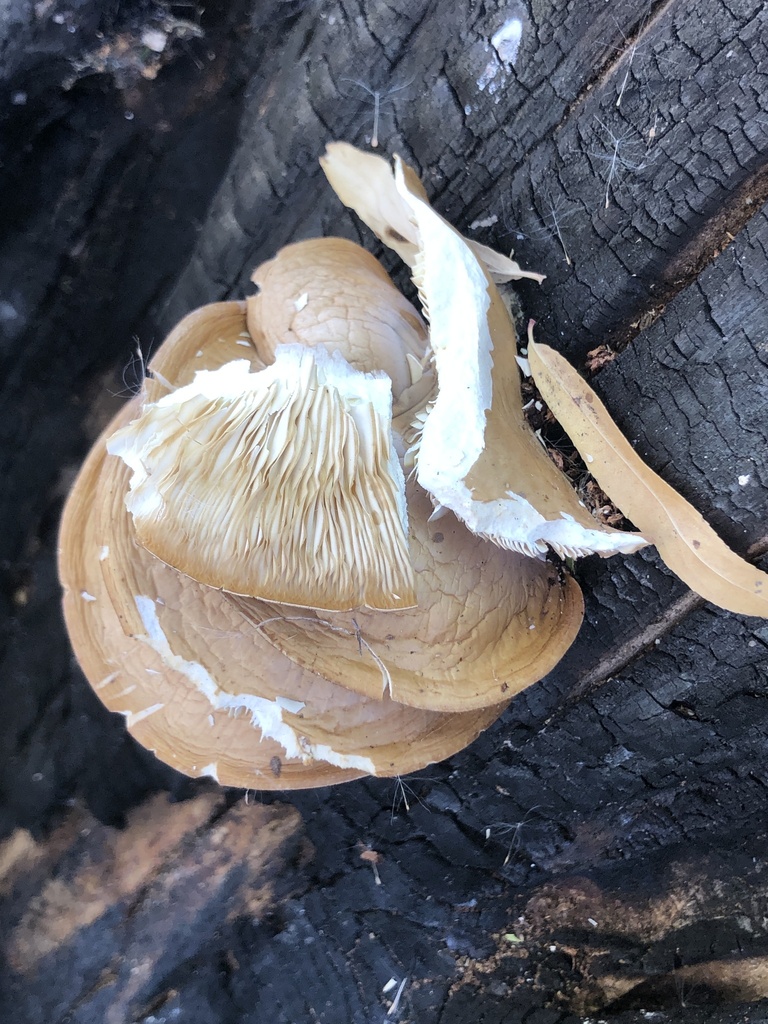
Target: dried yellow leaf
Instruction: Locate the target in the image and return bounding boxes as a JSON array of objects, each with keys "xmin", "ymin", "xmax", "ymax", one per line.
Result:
[{"xmin": 528, "ymin": 336, "xmax": 768, "ymax": 618}]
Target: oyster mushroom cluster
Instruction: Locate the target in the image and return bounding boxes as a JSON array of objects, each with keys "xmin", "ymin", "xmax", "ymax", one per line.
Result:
[{"xmin": 59, "ymin": 143, "xmax": 768, "ymax": 790}]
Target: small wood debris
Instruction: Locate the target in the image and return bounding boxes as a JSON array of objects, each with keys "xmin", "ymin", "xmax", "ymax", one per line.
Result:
[
  {"xmin": 581, "ymin": 479, "xmax": 632, "ymax": 528},
  {"xmin": 584, "ymin": 345, "xmax": 616, "ymax": 372}
]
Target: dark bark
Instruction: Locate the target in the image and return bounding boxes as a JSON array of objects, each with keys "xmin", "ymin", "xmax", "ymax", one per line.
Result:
[
  {"xmin": 0, "ymin": 793, "xmax": 309, "ymax": 1024},
  {"xmin": 502, "ymin": 0, "xmax": 768, "ymax": 359},
  {"xmin": 1, "ymin": 0, "xmax": 768, "ymax": 1021}
]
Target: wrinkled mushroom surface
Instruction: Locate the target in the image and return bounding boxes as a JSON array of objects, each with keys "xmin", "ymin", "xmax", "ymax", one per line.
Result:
[
  {"xmin": 109, "ymin": 280, "xmax": 585, "ymax": 712},
  {"xmin": 238, "ymin": 478, "xmax": 584, "ymax": 711},
  {"xmin": 249, "ymin": 237, "xmax": 430, "ymax": 409},
  {"xmin": 60, "ymin": 382, "xmax": 507, "ymax": 789}
]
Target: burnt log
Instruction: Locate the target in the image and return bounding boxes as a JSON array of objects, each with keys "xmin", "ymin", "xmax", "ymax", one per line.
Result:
[
  {"xmin": 1, "ymin": 0, "xmax": 768, "ymax": 1021},
  {"xmin": 0, "ymin": 793, "xmax": 309, "ymax": 1024}
]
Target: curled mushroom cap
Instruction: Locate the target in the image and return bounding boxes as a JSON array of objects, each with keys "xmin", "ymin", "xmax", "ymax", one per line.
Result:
[
  {"xmin": 321, "ymin": 144, "xmax": 649, "ymax": 561},
  {"xmin": 248, "ymin": 237, "xmax": 430, "ymax": 410},
  {"xmin": 319, "ymin": 142, "xmax": 546, "ymax": 284}
]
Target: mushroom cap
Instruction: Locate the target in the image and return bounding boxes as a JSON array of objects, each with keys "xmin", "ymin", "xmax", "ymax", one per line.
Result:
[
  {"xmin": 109, "ymin": 295, "xmax": 585, "ymax": 713},
  {"xmin": 320, "ymin": 142, "xmax": 546, "ymax": 283},
  {"xmin": 248, "ymin": 237, "xmax": 430, "ymax": 409},
  {"xmin": 404, "ymin": 178, "xmax": 647, "ymax": 559},
  {"xmin": 237, "ymin": 478, "xmax": 585, "ymax": 711},
  {"xmin": 59, "ymin": 303, "xmax": 508, "ymax": 788},
  {"xmin": 140, "ymin": 300, "xmax": 258, "ymax": 399},
  {"xmin": 60, "ymin": 415, "xmax": 363, "ymax": 789},
  {"xmin": 108, "ymin": 343, "xmax": 418, "ymax": 612},
  {"xmin": 318, "ymin": 148, "xmax": 428, "ymax": 267}
]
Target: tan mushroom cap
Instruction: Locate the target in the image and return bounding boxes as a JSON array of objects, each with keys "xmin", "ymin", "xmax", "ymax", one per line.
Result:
[
  {"xmin": 248, "ymin": 237, "xmax": 433, "ymax": 415},
  {"xmin": 316, "ymin": 145, "xmax": 649, "ymax": 560},
  {"xmin": 60, "ymin": 413, "xmax": 356, "ymax": 788},
  {"xmin": 140, "ymin": 300, "xmax": 256, "ymax": 404},
  {"xmin": 326, "ymin": 149, "xmax": 648, "ymax": 561},
  {"xmin": 238, "ymin": 479, "xmax": 585, "ymax": 711},
  {"xmin": 59, "ymin": 307, "xmax": 508, "ymax": 789},
  {"xmin": 320, "ymin": 142, "xmax": 546, "ymax": 284},
  {"xmin": 318, "ymin": 146, "xmax": 428, "ymax": 268},
  {"xmin": 415, "ymin": 225, "xmax": 645, "ymax": 557}
]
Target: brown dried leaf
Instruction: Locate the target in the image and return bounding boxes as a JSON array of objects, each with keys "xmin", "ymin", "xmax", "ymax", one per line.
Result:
[{"xmin": 528, "ymin": 337, "xmax": 768, "ymax": 618}]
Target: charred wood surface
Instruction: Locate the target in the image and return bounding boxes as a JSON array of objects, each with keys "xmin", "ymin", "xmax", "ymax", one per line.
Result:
[
  {"xmin": 1, "ymin": 0, "xmax": 768, "ymax": 1021},
  {"xmin": 0, "ymin": 793, "xmax": 309, "ymax": 1024}
]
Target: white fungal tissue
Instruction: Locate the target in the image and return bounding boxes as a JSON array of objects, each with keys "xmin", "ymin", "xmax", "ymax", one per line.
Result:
[{"xmin": 491, "ymin": 17, "xmax": 523, "ymax": 68}]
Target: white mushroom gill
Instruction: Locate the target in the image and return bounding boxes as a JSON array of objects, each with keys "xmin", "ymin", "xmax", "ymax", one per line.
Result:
[
  {"xmin": 107, "ymin": 345, "xmax": 416, "ymax": 612},
  {"xmin": 134, "ymin": 595, "xmax": 377, "ymax": 774}
]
